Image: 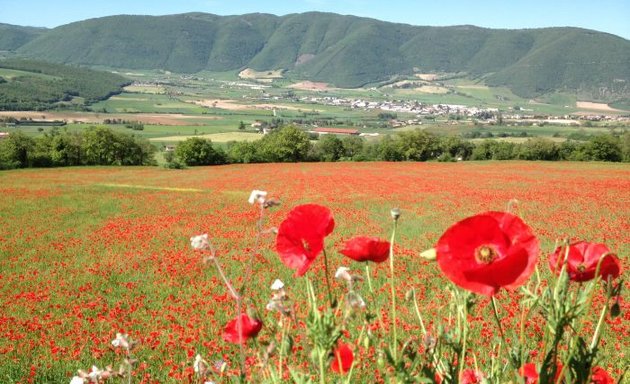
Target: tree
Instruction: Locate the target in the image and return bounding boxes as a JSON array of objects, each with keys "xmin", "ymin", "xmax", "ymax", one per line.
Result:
[
  {"xmin": 394, "ymin": 129, "xmax": 440, "ymax": 161},
  {"xmin": 517, "ymin": 138, "xmax": 559, "ymax": 161},
  {"xmin": 238, "ymin": 121, "xmax": 246, "ymax": 130},
  {"xmin": 341, "ymin": 136, "xmax": 364, "ymax": 160},
  {"xmin": 314, "ymin": 135, "xmax": 344, "ymax": 162},
  {"xmin": 0, "ymin": 131, "xmax": 35, "ymax": 169},
  {"xmin": 439, "ymin": 135, "xmax": 474, "ymax": 160},
  {"xmin": 175, "ymin": 137, "xmax": 226, "ymax": 166},
  {"xmin": 581, "ymin": 134, "xmax": 622, "ymax": 162},
  {"xmin": 258, "ymin": 126, "xmax": 311, "ymax": 162},
  {"xmin": 50, "ymin": 130, "xmax": 84, "ymax": 166},
  {"xmin": 83, "ymin": 126, "xmax": 118, "ymax": 165},
  {"xmin": 226, "ymin": 141, "xmax": 262, "ymax": 163}
]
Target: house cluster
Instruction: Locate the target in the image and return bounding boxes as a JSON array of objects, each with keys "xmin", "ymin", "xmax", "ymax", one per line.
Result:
[{"xmin": 298, "ymin": 95, "xmax": 499, "ymax": 118}]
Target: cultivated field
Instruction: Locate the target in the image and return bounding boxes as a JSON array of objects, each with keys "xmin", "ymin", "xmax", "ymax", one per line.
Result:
[{"xmin": 0, "ymin": 162, "xmax": 627, "ymax": 382}]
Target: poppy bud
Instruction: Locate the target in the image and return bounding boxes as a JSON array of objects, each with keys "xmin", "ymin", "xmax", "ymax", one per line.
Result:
[
  {"xmin": 610, "ymin": 301, "xmax": 621, "ymax": 318},
  {"xmin": 390, "ymin": 208, "xmax": 401, "ymax": 220}
]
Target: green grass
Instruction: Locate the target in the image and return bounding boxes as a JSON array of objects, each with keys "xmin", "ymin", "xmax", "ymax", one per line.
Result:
[
  {"xmin": 90, "ymin": 94, "xmax": 207, "ymax": 114},
  {"xmin": 0, "ymin": 67, "xmax": 60, "ymax": 80}
]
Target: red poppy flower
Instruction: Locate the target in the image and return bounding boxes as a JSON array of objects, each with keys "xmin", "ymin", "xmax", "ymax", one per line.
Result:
[
  {"xmin": 520, "ymin": 363, "xmax": 539, "ymax": 384},
  {"xmin": 339, "ymin": 236, "xmax": 390, "ymax": 263},
  {"xmin": 276, "ymin": 204, "xmax": 335, "ymax": 276},
  {"xmin": 590, "ymin": 366, "xmax": 614, "ymax": 384},
  {"xmin": 549, "ymin": 241, "xmax": 621, "ymax": 282},
  {"xmin": 222, "ymin": 314, "xmax": 263, "ymax": 344},
  {"xmin": 330, "ymin": 343, "xmax": 354, "ymax": 373},
  {"xmin": 436, "ymin": 211, "xmax": 539, "ymax": 296},
  {"xmin": 460, "ymin": 369, "xmax": 484, "ymax": 384}
]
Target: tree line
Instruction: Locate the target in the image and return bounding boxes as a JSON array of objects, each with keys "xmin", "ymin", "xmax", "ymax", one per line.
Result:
[
  {"xmin": 168, "ymin": 126, "xmax": 629, "ymax": 167},
  {"xmin": 0, "ymin": 127, "xmax": 155, "ymax": 169},
  {"xmin": 2, "ymin": 126, "xmax": 628, "ymax": 170}
]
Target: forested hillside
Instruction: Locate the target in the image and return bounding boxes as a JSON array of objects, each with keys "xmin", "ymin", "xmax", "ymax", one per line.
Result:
[
  {"xmin": 0, "ymin": 59, "xmax": 131, "ymax": 110},
  {"xmin": 6, "ymin": 12, "xmax": 630, "ymax": 99},
  {"xmin": 0, "ymin": 23, "xmax": 45, "ymax": 51}
]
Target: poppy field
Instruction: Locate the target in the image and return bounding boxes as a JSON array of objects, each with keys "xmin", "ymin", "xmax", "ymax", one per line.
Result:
[{"xmin": 0, "ymin": 161, "xmax": 627, "ymax": 383}]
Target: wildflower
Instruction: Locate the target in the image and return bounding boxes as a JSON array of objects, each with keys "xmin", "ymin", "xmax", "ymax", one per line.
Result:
[
  {"xmin": 549, "ymin": 241, "xmax": 621, "ymax": 282},
  {"xmin": 390, "ymin": 208, "xmax": 401, "ymax": 220},
  {"xmin": 87, "ymin": 366, "xmax": 103, "ymax": 382},
  {"xmin": 276, "ymin": 204, "xmax": 334, "ymax": 276},
  {"xmin": 345, "ymin": 290, "xmax": 366, "ymax": 309},
  {"xmin": 519, "ymin": 363, "xmax": 539, "ymax": 384},
  {"xmin": 248, "ymin": 190, "xmax": 267, "ymax": 205},
  {"xmin": 194, "ymin": 354, "xmax": 209, "ymax": 377},
  {"xmin": 70, "ymin": 377, "xmax": 85, "ymax": 384},
  {"xmin": 270, "ymin": 279, "xmax": 284, "ymax": 290},
  {"xmin": 339, "ymin": 236, "xmax": 390, "ymax": 263},
  {"xmin": 435, "ymin": 211, "xmax": 539, "ymax": 296},
  {"xmin": 460, "ymin": 369, "xmax": 484, "ymax": 384},
  {"xmin": 222, "ymin": 314, "xmax": 263, "ymax": 344},
  {"xmin": 335, "ymin": 266, "xmax": 352, "ymax": 283},
  {"xmin": 590, "ymin": 366, "xmax": 614, "ymax": 384},
  {"xmin": 190, "ymin": 234, "xmax": 210, "ymax": 250},
  {"xmin": 111, "ymin": 333, "xmax": 129, "ymax": 349},
  {"xmin": 330, "ymin": 343, "xmax": 354, "ymax": 374}
]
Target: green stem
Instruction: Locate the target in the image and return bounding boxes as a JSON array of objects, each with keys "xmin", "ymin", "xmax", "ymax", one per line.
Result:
[
  {"xmin": 389, "ymin": 218, "xmax": 398, "ymax": 360},
  {"xmin": 318, "ymin": 348, "xmax": 327, "ymax": 384},
  {"xmin": 365, "ymin": 263, "xmax": 374, "ymax": 294},
  {"xmin": 278, "ymin": 318, "xmax": 288, "ymax": 382},
  {"xmin": 590, "ymin": 302, "xmax": 608, "ymax": 351},
  {"xmin": 458, "ymin": 293, "xmax": 468, "ymax": 381},
  {"xmin": 240, "ymin": 202, "xmax": 265, "ymax": 296},
  {"xmin": 411, "ymin": 290, "xmax": 427, "ymax": 335},
  {"xmin": 491, "ymin": 297, "xmax": 506, "ymax": 342},
  {"xmin": 322, "ymin": 249, "xmax": 334, "ymax": 308}
]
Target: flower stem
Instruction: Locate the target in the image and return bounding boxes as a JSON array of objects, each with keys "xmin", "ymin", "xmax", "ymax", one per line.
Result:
[
  {"xmin": 365, "ymin": 263, "xmax": 374, "ymax": 294},
  {"xmin": 411, "ymin": 290, "xmax": 427, "ymax": 335},
  {"xmin": 388, "ymin": 218, "xmax": 398, "ymax": 360},
  {"xmin": 491, "ymin": 296, "xmax": 506, "ymax": 342},
  {"xmin": 240, "ymin": 202, "xmax": 266, "ymax": 296},
  {"xmin": 322, "ymin": 249, "xmax": 334, "ymax": 308},
  {"xmin": 208, "ymin": 252, "xmax": 245, "ymax": 380},
  {"xmin": 318, "ymin": 348, "xmax": 327, "ymax": 384}
]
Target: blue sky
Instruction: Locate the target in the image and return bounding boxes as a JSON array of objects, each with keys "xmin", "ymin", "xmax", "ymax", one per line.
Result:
[{"xmin": 1, "ymin": 0, "xmax": 629, "ymax": 40}]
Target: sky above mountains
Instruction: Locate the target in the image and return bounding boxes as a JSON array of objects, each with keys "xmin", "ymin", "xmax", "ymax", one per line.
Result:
[{"xmin": 1, "ymin": 0, "xmax": 629, "ymax": 40}]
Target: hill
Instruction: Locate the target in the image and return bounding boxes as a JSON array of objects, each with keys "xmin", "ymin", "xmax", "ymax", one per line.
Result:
[
  {"xmin": 9, "ymin": 12, "xmax": 630, "ymax": 99},
  {"xmin": 0, "ymin": 59, "xmax": 131, "ymax": 110},
  {"xmin": 0, "ymin": 23, "xmax": 46, "ymax": 51}
]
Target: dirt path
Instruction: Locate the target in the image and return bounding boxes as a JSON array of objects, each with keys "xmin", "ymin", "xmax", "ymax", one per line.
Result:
[{"xmin": 0, "ymin": 111, "xmax": 222, "ymax": 126}]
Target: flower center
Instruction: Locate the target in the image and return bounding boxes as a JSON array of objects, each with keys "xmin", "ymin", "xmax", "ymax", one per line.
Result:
[
  {"xmin": 475, "ymin": 245, "xmax": 498, "ymax": 264},
  {"xmin": 577, "ymin": 264, "xmax": 586, "ymax": 273}
]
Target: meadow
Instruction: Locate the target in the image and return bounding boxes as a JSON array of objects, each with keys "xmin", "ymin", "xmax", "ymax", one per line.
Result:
[{"xmin": 0, "ymin": 162, "xmax": 627, "ymax": 382}]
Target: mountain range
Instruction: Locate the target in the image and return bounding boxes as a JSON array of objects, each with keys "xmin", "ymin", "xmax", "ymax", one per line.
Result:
[{"xmin": 2, "ymin": 12, "xmax": 629, "ymax": 100}]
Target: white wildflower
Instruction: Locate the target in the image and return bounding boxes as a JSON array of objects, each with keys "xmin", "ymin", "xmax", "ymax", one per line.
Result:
[
  {"xmin": 190, "ymin": 234, "xmax": 210, "ymax": 250},
  {"xmin": 248, "ymin": 190, "xmax": 267, "ymax": 205},
  {"xmin": 335, "ymin": 267, "xmax": 352, "ymax": 282},
  {"xmin": 270, "ymin": 279, "xmax": 284, "ymax": 290},
  {"xmin": 70, "ymin": 377, "xmax": 85, "ymax": 384},
  {"xmin": 111, "ymin": 333, "xmax": 129, "ymax": 349},
  {"xmin": 87, "ymin": 366, "xmax": 103, "ymax": 382}
]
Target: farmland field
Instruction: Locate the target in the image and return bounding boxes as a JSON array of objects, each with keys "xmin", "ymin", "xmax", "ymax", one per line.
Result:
[{"xmin": 0, "ymin": 162, "xmax": 627, "ymax": 382}]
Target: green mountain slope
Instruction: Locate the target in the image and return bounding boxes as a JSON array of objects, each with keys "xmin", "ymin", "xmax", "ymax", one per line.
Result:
[
  {"xmin": 0, "ymin": 23, "xmax": 46, "ymax": 51},
  {"xmin": 0, "ymin": 59, "xmax": 131, "ymax": 110},
  {"xmin": 12, "ymin": 12, "xmax": 630, "ymax": 98}
]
